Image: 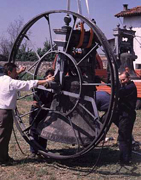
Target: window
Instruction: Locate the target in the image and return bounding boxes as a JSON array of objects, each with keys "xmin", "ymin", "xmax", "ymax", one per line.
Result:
[{"xmin": 135, "ymin": 64, "xmax": 141, "ymax": 69}]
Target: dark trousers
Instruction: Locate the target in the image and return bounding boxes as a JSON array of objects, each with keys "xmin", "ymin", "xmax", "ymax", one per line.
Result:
[
  {"xmin": 118, "ymin": 111, "xmax": 136, "ymax": 162},
  {"xmin": 29, "ymin": 106, "xmax": 47, "ymax": 154},
  {"xmin": 0, "ymin": 109, "xmax": 13, "ymax": 162},
  {"xmin": 113, "ymin": 110, "xmax": 136, "ymax": 162}
]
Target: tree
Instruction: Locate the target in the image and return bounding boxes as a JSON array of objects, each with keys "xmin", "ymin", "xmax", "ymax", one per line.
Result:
[
  {"xmin": 37, "ymin": 40, "xmax": 51, "ymax": 57},
  {"xmin": 0, "ymin": 18, "xmax": 54, "ymax": 62},
  {"xmin": 7, "ymin": 18, "xmax": 24, "ymax": 45},
  {"xmin": 0, "ymin": 54, "xmax": 8, "ymax": 61},
  {"xmin": 37, "ymin": 40, "xmax": 56, "ymax": 62},
  {"xmin": 0, "ymin": 17, "xmax": 24, "ymax": 59},
  {"xmin": 0, "ymin": 37, "xmax": 10, "ymax": 58}
]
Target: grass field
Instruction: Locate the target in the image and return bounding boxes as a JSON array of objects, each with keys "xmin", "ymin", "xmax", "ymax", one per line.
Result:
[{"xmin": 0, "ymin": 109, "xmax": 141, "ymax": 180}]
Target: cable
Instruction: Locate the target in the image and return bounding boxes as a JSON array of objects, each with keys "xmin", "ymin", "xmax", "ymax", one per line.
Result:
[
  {"xmin": 85, "ymin": 0, "xmax": 90, "ymax": 19},
  {"xmin": 134, "ymin": 37, "xmax": 141, "ymax": 46},
  {"xmin": 67, "ymin": 0, "xmax": 70, "ymax": 11},
  {"xmin": 12, "ymin": 126, "xmax": 28, "ymax": 156},
  {"xmin": 132, "ymin": 150, "xmax": 141, "ymax": 156},
  {"xmin": 81, "ymin": 131, "xmax": 108, "ymax": 176}
]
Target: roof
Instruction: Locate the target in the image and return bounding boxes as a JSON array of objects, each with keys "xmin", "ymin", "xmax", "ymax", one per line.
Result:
[{"xmin": 115, "ymin": 6, "xmax": 141, "ymax": 17}]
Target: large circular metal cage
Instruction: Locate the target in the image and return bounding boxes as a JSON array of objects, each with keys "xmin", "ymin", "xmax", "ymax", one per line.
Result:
[{"xmin": 9, "ymin": 10, "xmax": 119, "ymax": 159}]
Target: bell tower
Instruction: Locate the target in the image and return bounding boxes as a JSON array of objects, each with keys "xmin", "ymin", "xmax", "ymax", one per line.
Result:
[{"xmin": 113, "ymin": 26, "xmax": 138, "ymax": 79}]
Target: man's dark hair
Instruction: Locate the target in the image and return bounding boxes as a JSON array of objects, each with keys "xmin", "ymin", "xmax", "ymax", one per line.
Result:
[
  {"xmin": 3, "ymin": 63, "xmax": 17, "ymax": 75},
  {"xmin": 44, "ymin": 68, "xmax": 54, "ymax": 78},
  {"xmin": 123, "ymin": 71, "xmax": 130, "ymax": 78}
]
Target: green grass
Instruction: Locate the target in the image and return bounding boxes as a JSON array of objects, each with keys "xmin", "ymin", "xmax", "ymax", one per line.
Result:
[{"xmin": 1, "ymin": 109, "xmax": 141, "ymax": 180}]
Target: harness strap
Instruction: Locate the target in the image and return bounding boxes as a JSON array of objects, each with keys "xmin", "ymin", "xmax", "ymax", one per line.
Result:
[
  {"xmin": 86, "ymin": 28, "xmax": 94, "ymax": 48},
  {"xmin": 76, "ymin": 22, "xmax": 85, "ymax": 48}
]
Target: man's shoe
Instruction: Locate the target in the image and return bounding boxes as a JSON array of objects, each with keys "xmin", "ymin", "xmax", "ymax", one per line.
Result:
[
  {"xmin": 37, "ymin": 153, "xmax": 44, "ymax": 159},
  {"xmin": 119, "ymin": 159, "xmax": 132, "ymax": 166},
  {"xmin": 8, "ymin": 156, "xmax": 15, "ymax": 162},
  {"xmin": 132, "ymin": 141, "xmax": 140, "ymax": 151},
  {"xmin": 29, "ymin": 153, "xmax": 37, "ymax": 158},
  {"xmin": 0, "ymin": 157, "xmax": 15, "ymax": 166}
]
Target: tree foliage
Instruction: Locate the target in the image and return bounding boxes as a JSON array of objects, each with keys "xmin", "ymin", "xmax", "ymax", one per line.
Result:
[
  {"xmin": 0, "ymin": 17, "xmax": 24, "ymax": 59},
  {"xmin": 0, "ymin": 18, "xmax": 53, "ymax": 62},
  {"xmin": 16, "ymin": 40, "xmax": 52, "ymax": 62}
]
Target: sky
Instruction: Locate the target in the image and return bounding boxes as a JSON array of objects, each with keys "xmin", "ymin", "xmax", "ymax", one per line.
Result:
[{"xmin": 0, "ymin": 0, "xmax": 141, "ymax": 45}]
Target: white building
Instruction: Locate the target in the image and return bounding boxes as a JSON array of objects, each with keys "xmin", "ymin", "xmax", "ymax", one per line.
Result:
[{"xmin": 115, "ymin": 4, "xmax": 141, "ymax": 69}]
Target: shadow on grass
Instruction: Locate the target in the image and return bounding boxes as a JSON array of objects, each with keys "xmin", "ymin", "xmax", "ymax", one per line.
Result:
[
  {"xmin": 10, "ymin": 147, "xmax": 140, "ymax": 165},
  {"xmin": 6, "ymin": 147, "xmax": 141, "ymax": 178}
]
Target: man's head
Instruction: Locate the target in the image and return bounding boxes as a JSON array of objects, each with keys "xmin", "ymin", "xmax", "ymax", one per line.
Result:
[
  {"xmin": 44, "ymin": 68, "xmax": 54, "ymax": 79},
  {"xmin": 119, "ymin": 72, "xmax": 130, "ymax": 86},
  {"xmin": 3, "ymin": 63, "xmax": 18, "ymax": 79},
  {"xmin": 125, "ymin": 67, "xmax": 130, "ymax": 73}
]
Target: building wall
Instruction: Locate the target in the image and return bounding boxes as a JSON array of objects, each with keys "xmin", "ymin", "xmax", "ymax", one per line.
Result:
[{"xmin": 123, "ymin": 16, "xmax": 141, "ymax": 69}]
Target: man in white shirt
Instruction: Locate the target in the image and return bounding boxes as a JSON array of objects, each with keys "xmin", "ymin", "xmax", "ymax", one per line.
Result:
[{"xmin": 0, "ymin": 63, "xmax": 54, "ymax": 165}]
